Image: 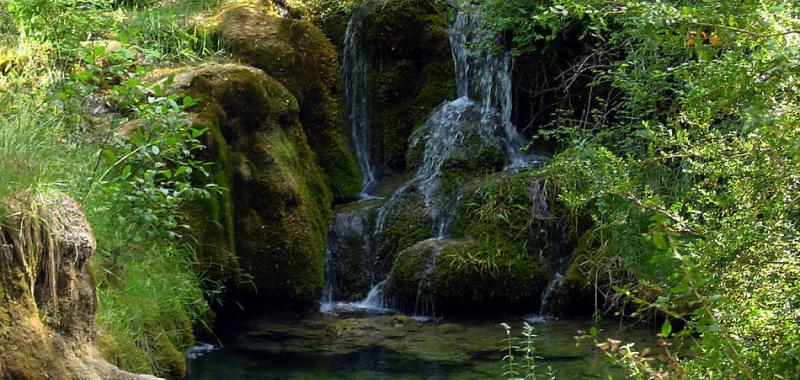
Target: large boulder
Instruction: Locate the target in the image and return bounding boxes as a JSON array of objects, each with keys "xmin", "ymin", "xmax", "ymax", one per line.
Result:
[
  {"xmin": 206, "ymin": 3, "xmax": 362, "ymax": 199},
  {"xmin": 0, "ymin": 192, "xmax": 161, "ymax": 380},
  {"xmin": 375, "ymin": 99, "xmax": 507, "ymax": 264},
  {"xmin": 384, "ymin": 172, "xmax": 576, "ymax": 315},
  {"xmin": 161, "ymin": 64, "xmax": 332, "ymax": 303},
  {"xmin": 387, "ymin": 238, "xmax": 544, "ymax": 315}
]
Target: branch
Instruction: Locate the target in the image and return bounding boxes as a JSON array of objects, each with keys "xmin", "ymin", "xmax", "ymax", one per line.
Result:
[{"xmin": 690, "ymin": 21, "xmax": 800, "ymax": 39}]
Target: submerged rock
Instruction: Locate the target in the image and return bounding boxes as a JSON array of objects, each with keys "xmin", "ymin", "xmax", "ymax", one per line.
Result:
[{"xmin": 0, "ymin": 192, "xmax": 161, "ymax": 380}]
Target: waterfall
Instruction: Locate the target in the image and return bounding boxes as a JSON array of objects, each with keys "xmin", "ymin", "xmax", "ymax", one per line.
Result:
[
  {"xmin": 323, "ymin": 1, "xmax": 541, "ymax": 317},
  {"xmin": 343, "ymin": 9, "xmax": 377, "ymax": 196},
  {"xmin": 448, "ymin": 3, "xmax": 534, "ymax": 168},
  {"xmin": 374, "ymin": 98, "xmax": 505, "ymax": 238},
  {"xmin": 412, "ymin": 241, "xmax": 443, "ymax": 318},
  {"xmin": 526, "ymin": 273, "xmax": 564, "ymax": 323}
]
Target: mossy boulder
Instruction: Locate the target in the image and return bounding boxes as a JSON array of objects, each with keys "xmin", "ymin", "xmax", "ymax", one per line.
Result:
[
  {"xmin": 162, "ymin": 64, "xmax": 332, "ymax": 303},
  {"xmin": 387, "ymin": 238, "xmax": 545, "ymax": 314},
  {"xmin": 450, "ymin": 171, "xmax": 558, "ymax": 250},
  {"xmin": 208, "ymin": 3, "xmax": 362, "ymax": 199},
  {"xmin": 449, "ymin": 171, "xmax": 592, "ymax": 315},
  {"xmin": 406, "ymin": 99, "xmax": 507, "ymax": 200},
  {"xmin": 375, "ymin": 185, "xmax": 434, "ymax": 271}
]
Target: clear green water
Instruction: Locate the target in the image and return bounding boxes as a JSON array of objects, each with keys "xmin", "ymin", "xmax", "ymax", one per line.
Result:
[{"xmin": 186, "ymin": 310, "xmax": 657, "ymax": 379}]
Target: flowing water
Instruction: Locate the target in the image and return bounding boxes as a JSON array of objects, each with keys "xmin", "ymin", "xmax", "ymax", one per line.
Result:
[
  {"xmin": 348, "ymin": 1, "xmax": 543, "ymax": 317},
  {"xmin": 343, "ymin": 8, "xmax": 377, "ymax": 196}
]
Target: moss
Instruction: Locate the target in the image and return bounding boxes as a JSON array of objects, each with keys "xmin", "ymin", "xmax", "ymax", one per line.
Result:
[
  {"xmin": 306, "ymin": 0, "xmax": 456, "ymax": 172},
  {"xmin": 160, "ymin": 64, "xmax": 332, "ymax": 303},
  {"xmin": 451, "ymin": 172, "xmax": 558, "ymax": 253},
  {"xmin": 211, "ymin": 3, "xmax": 362, "ymax": 199},
  {"xmin": 377, "ymin": 188, "xmax": 434, "ymax": 272},
  {"xmin": 388, "ymin": 239, "xmax": 545, "ymax": 314}
]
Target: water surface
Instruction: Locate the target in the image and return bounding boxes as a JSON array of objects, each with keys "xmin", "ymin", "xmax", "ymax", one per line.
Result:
[{"xmin": 187, "ymin": 310, "xmax": 657, "ymax": 379}]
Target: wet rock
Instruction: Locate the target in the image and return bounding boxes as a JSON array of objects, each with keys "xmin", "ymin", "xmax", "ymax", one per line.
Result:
[
  {"xmin": 388, "ymin": 238, "xmax": 545, "ymax": 315},
  {"xmin": 325, "ymin": 199, "xmax": 383, "ymax": 301}
]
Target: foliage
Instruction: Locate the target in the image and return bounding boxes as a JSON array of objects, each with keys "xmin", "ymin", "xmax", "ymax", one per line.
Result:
[
  {"xmin": 121, "ymin": 0, "xmax": 224, "ymax": 62},
  {"xmin": 0, "ymin": 1, "xmax": 222, "ymax": 376},
  {"xmin": 501, "ymin": 323, "xmax": 556, "ymax": 380},
  {"xmin": 480, "ymin": 0, "xmax": 800, "ymax": 378}
]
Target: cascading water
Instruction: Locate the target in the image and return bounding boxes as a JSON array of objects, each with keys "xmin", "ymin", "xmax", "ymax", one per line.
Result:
[
  {"xmin": 526, "ymin": 273, "xmax": 564, "ymax": 324},
  {"xmin": 343, "ymin": 8, "xmax": 377, "ymax": 196},
  {"xmin": 323, "ymin": 1, "xmax": 542, "ymax": 317},
  {"xmin": 448, "ymin": 3, "xmax": 535, "ymax": 169},
  {"xmin": 374, "ymin": 98, "xmax": 506, "ymax": 238},
  {"xmin": 320, "ymin": 8, "xmax": 387, "ymax": 314}
]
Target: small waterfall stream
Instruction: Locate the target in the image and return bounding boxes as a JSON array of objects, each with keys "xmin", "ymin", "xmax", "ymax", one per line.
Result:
[{"xmin": 343, "ymin": 8, "xmax": 377, "ymax": 196}]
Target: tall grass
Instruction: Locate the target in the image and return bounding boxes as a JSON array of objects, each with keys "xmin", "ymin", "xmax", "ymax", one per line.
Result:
[
  {"xmin": 123, "ymin": 0, "xmax": 225, "ymax": 61},
  {"xmin": 1, "ymin": 2, "xmax": 214, "ymax": 376}
]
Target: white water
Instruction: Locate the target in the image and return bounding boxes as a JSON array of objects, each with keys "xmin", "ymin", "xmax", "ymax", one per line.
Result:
[
  {"xmin": 186, "ymin": 343, "xmax": 217, "ymax": 360},
  {"xmin": 525, "ymin": 272, "xmax": 564, "ymax": 323},
  {"xmin": 449, "ymin": 3, "xmax": 536, "ymax": 169},
  {"xmin": 320, "ymin": 279, "xmax": 392, "ymax": 314},
  {"xmin": 343, "ymin": 9, "xmax": 377, "ymax": 196}
]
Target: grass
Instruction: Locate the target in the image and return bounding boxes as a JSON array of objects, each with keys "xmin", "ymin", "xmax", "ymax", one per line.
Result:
[{"xmin": 0, "ymin": 1, "xmax": 218, "ymax": 377}]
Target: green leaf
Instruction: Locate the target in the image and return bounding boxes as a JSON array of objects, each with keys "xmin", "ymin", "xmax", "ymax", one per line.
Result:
[
  {"xmin": 661, "ymin": 319, "xmax": 672, "ymax": 338},
  {"xmin": 652, "ymin": 232, "xmax": 668, "ymax": 250}
]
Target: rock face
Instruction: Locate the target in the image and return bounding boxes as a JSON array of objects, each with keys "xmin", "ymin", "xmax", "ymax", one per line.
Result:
[
  {"xmin": 210, "ymin": 2, "xmax": 362, "ymax": 199},
  {"xmin": 317, "ymin": 0, "xmax": 455, "ymax": 174},
  {"xmin": 324, "ymin": 199, "xmax": 382, "ymax": 301},
  {"xmin": 163, "ymin": 64, "xmax": 332, "ymax": 303},
  {"xmin": 0, "ymin": 192, "xmax": 161, "ymax": 380}
]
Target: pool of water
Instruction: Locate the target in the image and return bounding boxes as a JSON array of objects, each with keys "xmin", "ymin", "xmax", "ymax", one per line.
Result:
[{"xmin": 186, "ymin": 310, "xmax": 657, "ymax": 379}]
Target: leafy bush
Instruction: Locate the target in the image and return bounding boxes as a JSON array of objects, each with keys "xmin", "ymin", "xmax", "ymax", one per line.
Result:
[{"xmin": 480, "ymin": 0, "xmax": 800, "ymax": 378}]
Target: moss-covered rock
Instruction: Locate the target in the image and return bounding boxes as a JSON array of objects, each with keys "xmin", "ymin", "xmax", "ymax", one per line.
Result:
[
  {"xmin": 162, "ymin": 64, "xmax": 332, "ymax": 303},
  {"xmin": 448, "ymin": 171, "xmax": 593, "ymax": 315},
  {"xmin": 313, "ymin": 0, "xmax": 455, "ymax": 173},
  {"xmin": 406, "ymin": 100, "xmax": 508, "ymax": 200},
  {"xmin": 362, "ymin": 0, "xmax": 456, "ymax": 171},
  {"xmin": 207, "ymin": 3, "xmax": 362, "ymax": 199},
  {"xmin": 388, "ymin": 238, "xmax": 544, "ymax": 314},
  {"xmin": 375, "ymin": 185, "xmax": 434, "ymax": 271}
]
